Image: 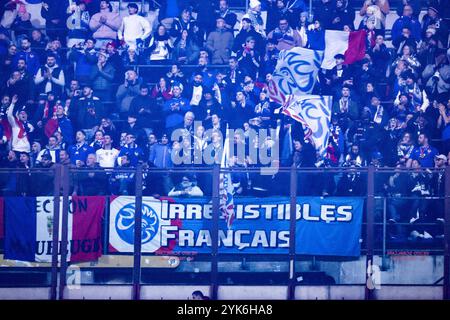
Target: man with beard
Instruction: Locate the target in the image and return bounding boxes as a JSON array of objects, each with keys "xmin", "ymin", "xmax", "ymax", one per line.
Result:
[
  {"xmin": 13, "ymin": 37, "xmax": 40, "ymax": 76},
  {"xmin": 34, "ymin": 54, "xmax": 65, "ymax": 98}
]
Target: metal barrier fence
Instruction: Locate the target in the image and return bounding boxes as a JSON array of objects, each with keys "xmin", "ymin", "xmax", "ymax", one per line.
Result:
[{"xmin": 0, "ymin": 165, "xmax": 449, "ymax": 300}]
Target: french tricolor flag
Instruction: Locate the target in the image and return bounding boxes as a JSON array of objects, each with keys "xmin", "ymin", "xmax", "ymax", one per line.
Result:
[
  {"xmin": 321, "ymin": 30, "xmax": 367, "ymax": 70},
  {"xmin": 4, "ymin": 196, "xmax": 105, "ymax": 262}
]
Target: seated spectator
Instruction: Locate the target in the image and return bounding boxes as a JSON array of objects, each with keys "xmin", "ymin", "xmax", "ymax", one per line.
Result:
[
  {"xmin": 90, "ymin": 130, "xmax": 105, "ymax": 151},
  {"xmin": 111, "ymin": 153, "xmax": 135, "ymax": 195},
  {"xmin": 121, "ymin": 47, "xmax": 141, "ymax": 67},
  {"xmin": 168, "ymin": 174, "xmax": 204, "ymax": 197},
  {"xmin": 77, "ymin": 153, "xmax": 108, "ymax": 195},
  {"xmin": 171, "ymin": 30, "xmax": 200, "ymax": 65}
]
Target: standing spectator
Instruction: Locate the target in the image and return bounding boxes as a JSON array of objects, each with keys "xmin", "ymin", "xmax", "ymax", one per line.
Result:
[
  {"xmin": 314, "ymin": 0, "xmax": 335, "ymax": 29},
  {"xmin": 116, "ymin": 69, "xmax": 141, "ymax": 118},
  {"xmin": 422, "ymin": 49, "xmax": 450, "ymax": 102},
  {"xmin": 233, "ymin": 17, "xmax": 265, "ymax": 55},
  {"xmin": 68, "ymin": 129, "xmax": 95, "ymax": 165},
  {"xmin": 242, "ymin": 0, "xmax": 265, "ymax": 37},
  {"xmin": 391, "ymin": 5, "xmax": 421, "ymax": 50},
  {"xmin": 163, "ymin": 82, "xmax": 190, "ymax": 135},
  {"xmin": 267, "ymin": 17, "xmax": 303, "ymax": 51},
  {"xmin": 7, "ymin": 95, "xmax": 33, "ymax": 153},
  {"xmin": 421, "ymin": 3, "xmax": 449, "ymax": 47},
  {"xmin": 90, "ymin": 51, "xmax": 115, "ymax": 101},
  {"xmin": 89, "ymin": 0, "xmax": 122, "ymax": 49},
  {"xmin": 170, "ymin": 7, "xmax": 198, "ymax": 43},
  {"xmin": 330, "ymin": 0, "xmax": 355, "ymax": 31},
  {"xmin": 96, "ymin": 133, "xmax": 119, "ymax": 168},
  {"xmin": 13, "ymin": 38, "xmax": 40, "ymax": 76},
  {"xmin": 215, "ymin": 0, "xmax": 237, "ymax": 32},
  {"xmin": 36, "ymin": 135, "xmax": 60, "ymax": 164},
  {"xmin": 369, "ymin": 34, "xmax": 391, "ymax": 79},
  {"xmin": 66, "ymin": 0, "xmax": 91, "ymax": 48},
  {"xmin": 129, "ymin": 85, "xmax": 157, "ymax": 129},
  {"xmin": 41, "ymin": 0, "xmax": 68, "ymax": 44},
  {"xmin": 236, "ymin": 37, "xmax": 261, "ymax": 80},
  {"xmin": 148, "ymin": 133, "xmax": 173, "ymax": 195},
  {"xmin": 206, "ymin": 17, "xmax": 234, "ymax": 65},
  {"xmin": 407, "ymin": 133, "xmax": 438, "ymax": 168},
  {"xmin": 34, "ymin": 55, "xmax": 66, "ymax": 97},
  {"xmin": 117, "ymin": 3, "xmax": 151, "ymax": 50},
  {"xmin": 75, "ymin": 84, "xmax": 104, "ymax": 138},
  {"xmin": 118, "ymin": 132, "xmax": 144, "ymax": 166},
  {"xmin": 11, "ymin": 4, "xmax": 32, "ymax": 42},
  {"xmin": 151, "ymin": 77, "xmax": 173, "ymax": 112},
  {"xmin": 69, "ymin": 38, "xmax": 97, "ymax": 86}
]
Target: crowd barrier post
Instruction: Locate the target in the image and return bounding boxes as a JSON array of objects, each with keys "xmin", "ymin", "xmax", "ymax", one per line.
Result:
[
  {"xmin": 365, "ymin": 165, "xmax": 375, "ymax": 300},
  {"xmin": 132, "ymin": 165, "xmax": 144, "ymax": 300},
  {"xmin": 58, "ymin": 165, "xmax": 71, "ymax": 299},
  {"xmin": 50, "ymin": 164, "xmax": 62, "ymax": 300},
  {"xmin": 211, "ymin": 165, "xmax": 221, "ymax": 300},
  {"xmin": 287, "ymin": 165, "xmax": 297, "ymax": 300},
  {"xmin": 444, "ymin": 166, "xmax": 450, "ymax": 300}
]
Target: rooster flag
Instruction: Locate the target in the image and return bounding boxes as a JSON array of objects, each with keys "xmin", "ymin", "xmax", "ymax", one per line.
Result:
[
  {"xmin": 268, "ymin": 46, "xmax": 324, "ymax": 105},
  {"xmin": 219, "ymin": 128, "xmax": 235, "ymax": 229},
  {"xmin": 282, "ymin": 95, "xmax": 333, "ymax": 157}
]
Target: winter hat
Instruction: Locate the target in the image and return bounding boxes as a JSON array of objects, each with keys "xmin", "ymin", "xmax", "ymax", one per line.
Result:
[{"xmin": 249, "ymin": 0, "xmax": 261, "ymax": 9}]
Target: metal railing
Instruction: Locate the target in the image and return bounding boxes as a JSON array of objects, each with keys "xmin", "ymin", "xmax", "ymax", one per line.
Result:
[{"xmin": 0, "ymin": 165, "xmax": 448, "ymax": 300}]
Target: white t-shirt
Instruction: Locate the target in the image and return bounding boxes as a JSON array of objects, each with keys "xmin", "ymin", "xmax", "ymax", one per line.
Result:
[{"xmin": 96, "ymin": 148, "xmax": 119, "ymax": 168}]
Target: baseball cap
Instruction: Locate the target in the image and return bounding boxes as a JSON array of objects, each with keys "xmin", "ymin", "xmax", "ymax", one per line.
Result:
[{"xmin": 435, "ymin": 154, "xmax": 448, "ymax": 161}]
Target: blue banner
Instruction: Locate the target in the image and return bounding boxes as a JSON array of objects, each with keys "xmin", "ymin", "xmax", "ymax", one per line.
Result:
[{"xmin": 109, "ymin": 196, "xmax": 364, "ymax": 257}]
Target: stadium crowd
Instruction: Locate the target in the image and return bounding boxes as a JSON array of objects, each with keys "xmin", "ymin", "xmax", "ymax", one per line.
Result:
[{"xmin": 0, "ymin": 0, "xmax": 449, "ymax": 240}]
